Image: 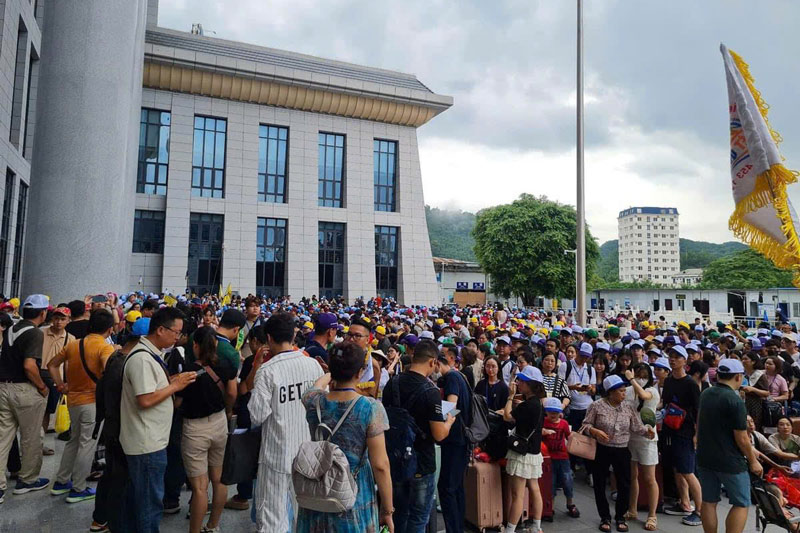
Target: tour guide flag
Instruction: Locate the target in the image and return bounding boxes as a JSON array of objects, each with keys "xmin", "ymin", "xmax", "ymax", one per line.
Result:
[{"xmin": 721, "ymin": 44, "xmax": 800, "ymax": 286}]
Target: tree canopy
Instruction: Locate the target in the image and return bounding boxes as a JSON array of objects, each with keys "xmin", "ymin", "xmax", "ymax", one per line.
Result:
[
  {"xmin": 698, "ymin": 249, "xmax": 794, "ymax": 289},
  {"xmin": 425, "ymin": 206, "xmax": 477, "ymax": 261},
  {"xmin": 472, "ymin": 194, "xmax": 599, "ymax": 304}
]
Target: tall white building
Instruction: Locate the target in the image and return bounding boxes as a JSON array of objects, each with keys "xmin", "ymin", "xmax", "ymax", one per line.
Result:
[{"xmin": 618, "ymin": 207, "xmax": 680, "ymax": 284}]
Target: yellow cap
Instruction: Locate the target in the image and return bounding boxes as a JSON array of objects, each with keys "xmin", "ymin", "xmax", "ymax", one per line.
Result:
[
  {"xmin": 343, "ymin": 326, "xmax": 349, "ymax": 333},
  {"xmin": 436, "ymin": 318, "xmax": 445, "ymax": 325},
  {"xmin": 303, "ymin": 321, "xmax": 313, "ymax": 329},
  {"xmin": 486, "ymin": 324, "xmax": 496, "ymax": 332},
  {"xmin": 375, "ymin": 325, "xmax": 386, "ymax": 335},
  {"xmin": 125, "ymin": 310, "xmax": 142, "ymax": 323},
  {"xmin": 470, "ymin": 317, "xmax": 478, "ymax": 323},
  {"xmin": 9, "ymin": 298, "xmax": 19, "ymax": 308}
]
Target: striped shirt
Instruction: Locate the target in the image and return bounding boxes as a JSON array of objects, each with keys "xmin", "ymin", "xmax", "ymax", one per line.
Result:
[{"xmin": 248, "ymin": 350, "xmax": 323, "ymax": 474}]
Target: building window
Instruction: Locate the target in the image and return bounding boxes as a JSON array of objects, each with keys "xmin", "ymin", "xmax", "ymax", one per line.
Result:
[
  {"xmin": 138, "ymin": 109, "xmax": 171, "ymax": 194},
  {"xmin": 188, "ymin": 213, "xmax": 224, "ymax": 295},
  {"xmin": 318, "ymin": 133, "xmax": 344, "ymax": 207},
  {"xmin": 0, "ymin": 170, "xmax": 14, "ymax": 292},
  {"xmin": 9, "ymin": 18, "xmax": 27, "ymax": 149},
  {"xmin": 375, "ymin": 225, "xmax": 399, "ymax": 299},
  {"xmin": 132, "ymin": 210, "xmax": 165, "ymax": 253},
  {"xmin": 258, "ymin": 125, "xmax": 288, "ymax": 203},
  {"xmin": 374, "ymin": 139, "xmax": 397, "ymax": 211},
  {"xmin": 319, "ymin": 222, "xmax": 345, "ymax": 299},
  {"xmin": 256, "ymin": 218, "xmax": 286, "ymax": 298},
  {"xmin": 10, "ymin": 181, "xmax": 27, "ymax": 296},
  {"xmin": 192, "ymin": 116, "xmax": 226, "ymax": 198}
]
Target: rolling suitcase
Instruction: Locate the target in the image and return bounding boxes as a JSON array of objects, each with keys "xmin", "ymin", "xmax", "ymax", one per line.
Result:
[
  {"xmin": 538, "ymin": 456, "xmax": 554, "ymax": 521},
  {"xmin": 465, "ymin": 461, "xmax": 503, "ymax": 532}
]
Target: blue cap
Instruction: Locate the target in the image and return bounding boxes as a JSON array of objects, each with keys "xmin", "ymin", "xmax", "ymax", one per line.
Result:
[
  {"xmin": 516, "ymin": 366, "xmax": 543, "ymax": 383},
  {"xmin": 579, "ymin": 342, "xmax": 593, "ymax": 357},
  {"xmin": 603, "ymin": 374, "xmax": 627, "ymax": 392},
  {"xmin": 718, "ymin": 358, "xmax": 745, "ymax": 374},
  {"xmin": 131, "ymin": 317, "xmax": 151, "ymax": 337},
  {"xmin": 543, "ymin": 397, "xmax": 563, "ymax": 412},
  {"xmin": 595, "ymin": 342, "xmax": 611, "ymax": 352},
  {"xmin": 669, "ymin": 345, "xmax": 688, "ymax": 359},
  {"xmin": 653, "ymin": 356, "xmax": 671, "ymax": 370}
]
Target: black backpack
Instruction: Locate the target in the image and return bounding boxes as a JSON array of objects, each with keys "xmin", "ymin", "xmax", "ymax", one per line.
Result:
[
  {"xmin": 451, "ymin": 370, "xmax": 490, "ymax": 445},
  {"xmin": 383, "ymin": 376, "xmax": 432, "ymax": 483},
  {"xmin": 93, "ymin": 348, "xmax": 148, "ymax": 442}
]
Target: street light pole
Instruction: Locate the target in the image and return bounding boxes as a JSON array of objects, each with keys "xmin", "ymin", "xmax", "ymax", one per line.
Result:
[
  {"xmin": 576, "ymin": 0, "xmax": 587, "ymax": 326},
  {"xmin": 565, "ymin": 249, "xmax": 577, "ymax": 312}
]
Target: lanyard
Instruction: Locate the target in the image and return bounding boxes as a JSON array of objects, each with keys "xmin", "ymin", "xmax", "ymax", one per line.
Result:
[{"xmin": 572, "ymin": 361, "xmax": 586, "ymax": 384}]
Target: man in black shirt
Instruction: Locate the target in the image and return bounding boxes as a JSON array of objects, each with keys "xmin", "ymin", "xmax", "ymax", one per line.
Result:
[
  {"xmin": 305, "ymin": 312, "xmax": 337, "ymax": 368},
  {"xmin": 382, "ymin": 339, "xmax": 455, "ymax": 533},
  {"xmin": 662, "ymin": 345, "xmax": 703, "ymax": 526},
  {"xmin": 65, "ymin": 300, "xmax": 90, "ymax": 339},
  {"xmin": 0, "ymin": 294, "xmax": 51, "ymax": 503},
  {"xmin": 437, "ymin": 345, "xmax": 472, "ymax": 533}
]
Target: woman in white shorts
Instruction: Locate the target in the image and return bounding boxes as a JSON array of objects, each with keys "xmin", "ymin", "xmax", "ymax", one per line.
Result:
[
  {"xmin": 503, "ymin": 366, "xmax": 546, "ymax": 533},
  {"xmin": 624, "ymin": 363, "xmax": 660, "ymax": 531}
]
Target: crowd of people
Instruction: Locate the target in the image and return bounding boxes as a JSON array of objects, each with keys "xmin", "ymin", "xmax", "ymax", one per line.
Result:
[{"xmin": 0, "ymin": 291, "xmax": 798, "ymax": 533}]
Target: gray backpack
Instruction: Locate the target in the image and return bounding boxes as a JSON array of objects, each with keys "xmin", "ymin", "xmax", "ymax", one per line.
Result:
[{"xmin": 292, "ymin": 395, "xmax": 367, "ymax": 513}]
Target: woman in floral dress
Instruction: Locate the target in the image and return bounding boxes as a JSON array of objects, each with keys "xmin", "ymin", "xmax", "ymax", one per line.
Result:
[{"xmin": 297, "ymin": 342, "xmax": 393, "ymax": 533}]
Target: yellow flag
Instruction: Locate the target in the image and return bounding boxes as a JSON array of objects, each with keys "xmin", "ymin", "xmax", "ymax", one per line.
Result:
[
  {"xmin": 721, "ymin": 44, "xmax": 800, "ymax": 285},
  {"xmin": 163, "ymin": 294, "xmax": 177, "ymax": 307},
  {"xmin": 221, "ymin": 283, "xmax": 232, "ymax": 305}
]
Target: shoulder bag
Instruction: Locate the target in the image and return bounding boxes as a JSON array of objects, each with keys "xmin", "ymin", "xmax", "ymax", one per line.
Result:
[{"xmin": 566, "ymin": 424, "xmax": 596, "ymax": 460}]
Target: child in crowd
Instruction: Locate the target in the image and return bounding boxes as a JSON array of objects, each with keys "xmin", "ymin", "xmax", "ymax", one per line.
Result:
[{"xmin": 541, "ymin": 397, "xmax": 580, "ymax": 518}]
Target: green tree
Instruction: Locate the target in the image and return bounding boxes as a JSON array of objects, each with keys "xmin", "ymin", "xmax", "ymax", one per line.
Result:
[
  {"xmin": 425, "ymin": 206, "xmax": 477, "ymax": 261},
  {"xmin": 698, "ymin": 249, "xmax": 794, "ymax": 289},
  {"xmin": 472, "ymin": 194, "xmax": 600, "ymax": 304}
]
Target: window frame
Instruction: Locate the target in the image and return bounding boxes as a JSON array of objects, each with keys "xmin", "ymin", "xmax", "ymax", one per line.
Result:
[
  {"xmin": 258, "ymin": 124, "xmax": 288, "ymax": 203},
  {"xmin": 191, "ymin": 115, "xmax": 227, "ymax": 199},
  {"xmin": 318, "ymin": 132, "xmax": 345, "ymax": 207},
  {"xmin": 373, "ymin": 139, "xmax": 397, "ymax": 212},
  {"xmin": 256, "ymin": 217, "xmax": 287, "ymax": 298},
  {"xmin": 132, "ymin": 209, "xmax": 166, "ymax": 254},
  {"xmin": 137, "ymin": 108, "xmax": 171, "ymax": 195},
  {"xmin": 375, "ymin": 225, "xmax": 399, "ymax": 299}
]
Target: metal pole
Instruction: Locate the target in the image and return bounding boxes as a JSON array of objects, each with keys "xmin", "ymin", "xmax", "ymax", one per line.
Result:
[{"xmin": 576, "ymin": 0, "xmax": 587, "ymax": 326}]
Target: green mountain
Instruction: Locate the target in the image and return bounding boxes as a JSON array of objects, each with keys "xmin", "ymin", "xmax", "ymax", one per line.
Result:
[
  {"xmin": 425, "ymin": 205, "xmax": 477, "ymax": 261},
  {"xmin": 597, "ymin": 238, "xmax": 748, "ymax": 282}
]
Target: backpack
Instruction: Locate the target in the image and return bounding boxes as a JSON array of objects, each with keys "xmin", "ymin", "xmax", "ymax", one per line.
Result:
[
  {"xmin": 564, "ymin": 360, "xmax": 593, "ymax": 383},
  {"xmin": 383, "ymin": 375, "xmax": 432, "ymax": 483},
  {"xmin": 452, "ymin": 370, "xmax": 491, "ymax": 445},
  {"xmin": 93, "ymin": 348, "xmax": 149, "ymax": 442},
  {"xmin": 292, "ymin": 395, "xmax": 365, "ymax": 513}
]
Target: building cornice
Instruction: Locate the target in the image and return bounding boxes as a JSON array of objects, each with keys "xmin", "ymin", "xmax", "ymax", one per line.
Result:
[{"xmin": 142, "ymin": 30, "xmax": 452, "ymax": 127}]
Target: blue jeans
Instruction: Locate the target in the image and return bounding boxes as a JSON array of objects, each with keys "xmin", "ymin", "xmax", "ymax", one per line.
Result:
[
  {"xmin": 438, "ymin": 444, "xmax": 468, "ymax": 533},
  {"xmin": 393, "ymin": 472, "xmax": 436, "ymax": 533},
  {"xmin": 551, "ymin": 458, "xmax": 574, "ymax": 499},
  {"xmin": 122, "ymin": 449, "xmax": 168, "ymax": 533}
]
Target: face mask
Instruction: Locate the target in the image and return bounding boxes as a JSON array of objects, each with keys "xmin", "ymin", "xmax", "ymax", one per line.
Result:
[{"xmin": 636, "ymin": 378, "xmax": 648, "ymax": 387}]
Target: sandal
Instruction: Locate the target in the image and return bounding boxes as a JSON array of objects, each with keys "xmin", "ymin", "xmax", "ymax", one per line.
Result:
[
  {"xmin": 623, "ymin": 511, "xmax": 637, "ymax": 521},
  {"xmin": 616, "ymin": 520, "xmax": 629, "ymax": 532},
  {"xmin": 645, "ymin": 516, "xmax": 657, "ymax": 531},
  {"xmin": 567, "ymin": 504, "xmax": 581, "ymax": 518},
  {"xmin": 599, "ymin": 519, "xmax": 612, "ymax": 532}
]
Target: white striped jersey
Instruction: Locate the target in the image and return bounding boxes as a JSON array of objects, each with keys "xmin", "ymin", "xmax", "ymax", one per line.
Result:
[{"xmin": 248, "ymin": 350, "xmax": 323, "ymax": 474}]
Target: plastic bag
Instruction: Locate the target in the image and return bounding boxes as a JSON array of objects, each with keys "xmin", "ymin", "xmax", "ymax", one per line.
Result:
[{"xmin": 54, "ymin": 396, "xmax": 70, "ymax": 434}]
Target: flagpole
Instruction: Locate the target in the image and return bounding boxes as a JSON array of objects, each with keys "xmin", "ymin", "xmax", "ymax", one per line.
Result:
[{"xmin": 576, "ymin": 0, "xmax": 587, "ymax": 326}]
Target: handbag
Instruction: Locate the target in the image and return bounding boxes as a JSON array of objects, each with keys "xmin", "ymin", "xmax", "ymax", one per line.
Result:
[
  {"xmin": 566, "ymin": 424, "xmax": 596, "ymax": 460},
  {"xmin": 507, "ymin": 426, "xmax": 536, "ymax": 454},
  {"xmin": 762, "ymin": 399, "xmax": 786, "ymax": 427},
  {"xmin": 663, "ymin": 402, "xmax": 687, "ymax": 431},
  {"xmin": 54, "ymin": 396, "xmax": 71, "ymax": 434},
  {"xmin": 220, "ymin": 416, "xmax": 262, "ymax": 486}
]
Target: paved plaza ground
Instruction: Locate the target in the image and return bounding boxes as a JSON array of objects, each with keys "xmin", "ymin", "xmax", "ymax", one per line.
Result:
[{"xmin": 0, "ymin": 433, "xmax": 763, "ymax": 533}]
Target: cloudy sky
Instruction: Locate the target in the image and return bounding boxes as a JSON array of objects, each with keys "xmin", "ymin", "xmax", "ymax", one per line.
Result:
[{"xmin": 158, "ymin": 0, "xmax": 800, "ymax": 244}]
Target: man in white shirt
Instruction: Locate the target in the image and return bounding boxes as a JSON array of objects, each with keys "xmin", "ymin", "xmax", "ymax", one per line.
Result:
[
  {"xmin": 120, "ymin": 307, "xmax": 195, "ymax": 533},
  {"xmin": 249, "ymin": 312, "xmax": 323, "ymax": 533}
]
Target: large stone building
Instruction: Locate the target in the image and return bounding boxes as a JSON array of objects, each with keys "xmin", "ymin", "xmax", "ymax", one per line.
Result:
[
  {"xmin": 617, "ymin": 206, "xmax": 680, "ymax": 284},
  {"xmin": 19, "ymin": 0, "xmax": 451, "ymax": 304}
]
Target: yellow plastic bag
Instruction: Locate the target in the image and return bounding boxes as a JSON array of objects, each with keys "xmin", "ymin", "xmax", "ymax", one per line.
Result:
[{"xmin": 54, "ymin": 396, "xmax": 70, "ymax": 434}]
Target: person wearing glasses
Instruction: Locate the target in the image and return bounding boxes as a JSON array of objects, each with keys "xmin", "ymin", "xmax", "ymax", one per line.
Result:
[
  {"xmin": 119, "ymin": 307, "xmax": 197, "ymax": 533},
  {"xmin": 346, "ymin": 318, "xmax": 381, "ymax": 399}
]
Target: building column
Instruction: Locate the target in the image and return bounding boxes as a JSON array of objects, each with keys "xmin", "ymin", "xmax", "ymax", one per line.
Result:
[{"xmin": 23, "ymin": 0, "xmax": 147, "ymax": 302}]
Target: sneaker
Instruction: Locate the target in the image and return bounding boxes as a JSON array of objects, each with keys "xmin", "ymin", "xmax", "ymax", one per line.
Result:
[
  {"xmin": 224, "ymin": 496, "xmax": 249, "ymax": 510},
  {"xmin": 0, "ymin": 488, "xmax": 4, "ymax": 504},
  {"xmin": 65, "ymin": 487, "xmax": 96, "ymax": 503},
  {"xmin": 13, "ymin": 478, "xmax": 50, "ymax": 494},
  {"xmin": 89, "ymin": 521, "xmax": 109, "ymax": 532},
  {"xmin": 682, "ymin": 512, "xmax": 702, "ymax": 526},
  {"xmin": 51, "ymin": 480, "xmax": 73, "ymax": 495},
  {"xmin": 163, "ymin": 502, "xmax": 181, "ymax": 514},
  {"xmin": 201, "ymin": 526, "xmax": 220, "ymax": 533},
  {"xmin": 43, "ymin": 447, "xmax": 55, "ymax": 456},
  {"xmin": 663, "ymin": 503, "xmax": 693, "ymax": 516}
]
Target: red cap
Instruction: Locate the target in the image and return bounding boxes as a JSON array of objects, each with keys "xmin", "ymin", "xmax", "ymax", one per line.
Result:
[{"xmin": 53, "ymin": 307, "xmax": 71, "ymax": 317}]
